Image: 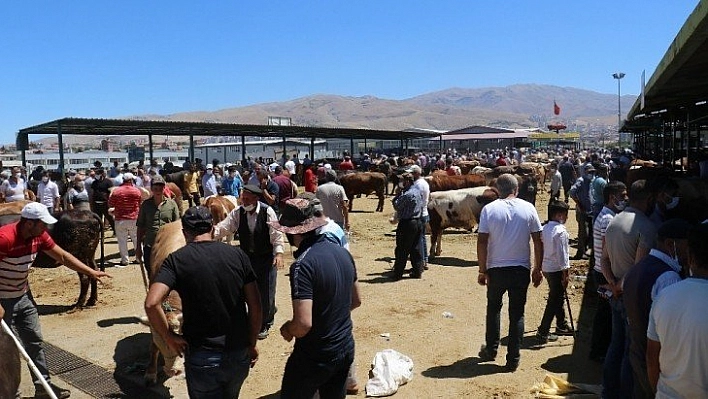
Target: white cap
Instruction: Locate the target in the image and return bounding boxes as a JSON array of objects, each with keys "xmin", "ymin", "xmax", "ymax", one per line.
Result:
[
  {"xmin": 406, "ymin": 165, "xmax": 422, "ymax": 174},
  {"xmin": 122, "ymin": 172, "xmax": 135, "ymax": 181},
  {"xmin": 324, "ymin": 163, "xmax": 332, "ymax": 170},
  {"xmin": 21, "ymin": 202, "xmax": 57, "ymax": 224},
  {"xmin": 206, "ymin": 164, "xmax": 213, "ymax": 170}
]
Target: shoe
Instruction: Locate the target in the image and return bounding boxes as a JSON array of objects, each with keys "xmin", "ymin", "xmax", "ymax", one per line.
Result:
[
  {"xmin": 477, "ymin": 344, "xmax": 496, "ymax": 362},
  {"xmin": 114, "ymin": 261, "xmax": 129, "ymax": 268},
  {"xmin": 504, "ymin": 361, "xmax": 519, "ymax": 372},
  {"xmin": 257, "ymin": 328, "xmax": 269, "ymax": 340},
  {"xmin": 423, "ymin": 262, "xmax": 429, "ymax": 270},
  {"xmin": 346, "ymin": 384, "xmax": 360, "ymax": 395},
  {"xmin": 535, "ymin": 332, "xmax": 559, "ymax": 345},
  {"xmin": 410, "ymin": 272, "xmax": 422, "ymax": 279},
  {"xmin": 555, "ymin": 324, "xmax": 574, "ymax": 336},
  {"xmin": 35, "ymin": 383, "xmax": 71, "ymax": 399}
]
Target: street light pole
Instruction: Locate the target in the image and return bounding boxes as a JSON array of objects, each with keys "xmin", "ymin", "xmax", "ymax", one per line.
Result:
[{"xmin": 612, "ymin": 72, "xmax": 625, "ymax": 147}]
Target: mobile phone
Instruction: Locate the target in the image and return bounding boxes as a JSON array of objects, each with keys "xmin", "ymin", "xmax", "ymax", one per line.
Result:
[{"xmin": 597, "ymin": 287, "xmax": 613, "ymax": 298}]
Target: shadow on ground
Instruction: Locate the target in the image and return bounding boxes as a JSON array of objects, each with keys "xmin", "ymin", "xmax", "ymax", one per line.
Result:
[
  {"xmin": 113, "ymin": 332, "xmax": 171, "ymax": 398},
  {"xmin": 428, "ymin": 257, "xmax": 478, "ymax": 268},
  {"xmin": 36, "ymin": 304, "xmax": 75, "ymax": 315},
  {"xmin": 97, "ymin": 316, "xmax": 143, "ymax": 328},
  {"xmin": 423, "ymin": 357, "xmax": 508, "ymax": 378}
]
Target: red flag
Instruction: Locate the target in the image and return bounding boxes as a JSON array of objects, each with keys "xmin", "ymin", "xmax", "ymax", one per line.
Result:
[{"xmin": 553, "ymin": 100, "xmax": 561, "ymax": 115}]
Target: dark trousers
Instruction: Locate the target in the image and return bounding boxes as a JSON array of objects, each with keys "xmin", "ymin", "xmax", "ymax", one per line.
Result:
[
  {"xmin": 281, "ymin": 346, "xmax": 354, "ymax": 399},
  {"xmin": 185, "ymin": 347, "xmax": 251, "ymax": 399},
  {"xmin": 590, "ymin": 270, "xmax": 612, "ymax": 359},
  {"xmin": 539, "ymin": 271, "xmax": 567, "ymax": 335},
  {"xmin": 93, "ymin": 201, "xmax": 115, "ymax": 232},
  {"xmin": 419, "ymin": 215, "xmax": 429, "ymax": 263},
  {"xmin": 250, "ymin": 254, "xmax": 276, "ymax": 330},
  {"xmin": 575, "ymin": 213, "xmax": 593, "ymax": 256},
  {"xmin": 485, "ymin": 266, "xmax": 530, "ymax": 365},
  {"xmin": 186, "ymin": 192, "xmax": 201, "ymax": 207},
  {"xmin": 602, "ymin": 297, "xmax": 633, "ymax": 399},
  {"xmin": 142, "ymin": 245, "xmax": 153, "ymax": 277},
  {"xmin": 393, "ymin": 219, "xmax": 423, "ymax": 278}
]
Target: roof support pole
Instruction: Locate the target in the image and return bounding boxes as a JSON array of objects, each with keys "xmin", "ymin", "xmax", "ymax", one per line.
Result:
[
  {"xmin": 189, "ymin": 132, "xmax": 195, "ymax": 162},
  {"xmin": 283, "ymin": 136, "xmax": 287, "ymax": 163},
  {"xmin": 241, "ymin": 135, "xmax": 246, "ymax": 163},
  {"xmin": 310, "ymin": 137, "xmax": 315, "ymax": 161},
  {"xmin": 439, "ymin": 135, "xmax": 443, "ymax": 152},
  {"xmin": 148, "ymin": 134, "xmax": 154, "ymax": 163},
  {"xmin": 57, "ymin": 122, "xmax": 65, "ymax": 173},
  {"xmin": 364, "ymin": 137, "xmax": 367, "ymax": 154},
  {"xmin": 350, "ymin": 137, "xmax": 354, "ymax": 158}
]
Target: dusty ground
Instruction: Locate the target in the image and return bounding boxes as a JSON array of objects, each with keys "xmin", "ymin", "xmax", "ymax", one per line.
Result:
[{"xmin": 18, "ymin": 186, "xmax": 604, "ymax": 398}]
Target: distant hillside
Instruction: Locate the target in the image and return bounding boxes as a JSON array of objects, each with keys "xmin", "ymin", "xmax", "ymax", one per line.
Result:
[{"xmin": 32, "ymin": 84, "xmax": 637, "ymax": 147}]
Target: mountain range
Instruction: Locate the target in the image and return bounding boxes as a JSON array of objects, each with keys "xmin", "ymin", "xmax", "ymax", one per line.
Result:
[{"xmin": 34, "ymin": 84, "xmax": 638, "ymax": 147}]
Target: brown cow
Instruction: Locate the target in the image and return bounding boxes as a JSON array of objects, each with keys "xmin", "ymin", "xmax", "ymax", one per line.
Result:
[
  {"xmin": 425, "ymin": 174, "xmax": 486, "ymax": 192},
  {"xmin": 204, "ymin": 195, "xmax": 238, "ymax": 242},
  {"xmin": 339, "ymin": 172, "xmax": 388, "ymax": 212},
  {"xmin": 0, "ymin": 200, "xmax": 33, "ymax": 226},
  {"xmin": 0, "ymin": 326, "xmax": 20, "ymax": 399},
  {"xmin": 166, "ymin": 182, "xmax": 184, "ymax": 215},
  {"xmin": 144, "ymin": 221, "xmax": 185, "ymax": 385},
  {"xmin": 427, "ymin": 186, "xmax": 499, "ymax": 257},
  {"xmin": 31, "ymin": 210, "xmax": 103, "ymax": 307}
]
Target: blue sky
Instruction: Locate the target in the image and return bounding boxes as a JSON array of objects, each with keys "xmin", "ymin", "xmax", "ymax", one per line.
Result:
[{"xmin": 0, "ymin": 1, "xmax": 699, "ymax": 144}]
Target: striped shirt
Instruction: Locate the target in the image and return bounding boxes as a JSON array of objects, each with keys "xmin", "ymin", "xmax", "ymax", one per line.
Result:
[
  {"xmin": 593, "ymin": 206, "xmax": 616, "ymax": 273},
  {"xmin": 109, "ymin": 184, "xmax": 143, "ymax": 220},
  {"xmin": 0, "ymin": 222, "xmax": 56, "ymax": 299}
]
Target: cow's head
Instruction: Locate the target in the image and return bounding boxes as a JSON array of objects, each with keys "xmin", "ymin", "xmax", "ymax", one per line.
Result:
[{"xmin": 476, "ymin": 187, "xmax": 500, "ymax": 207}]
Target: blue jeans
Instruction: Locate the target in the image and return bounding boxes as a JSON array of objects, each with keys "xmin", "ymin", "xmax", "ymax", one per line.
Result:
[
  {"xmin": 281, "ymin": 346, "xmax": 354, "ymax": 399},
  {"xmin": 185, "ymin": 347, "xmax": 251, "ymax": 399},
  {"xmin": 485, "ymin": 266, "xmax": 530, "ymax": 365},
  {"xmin": 419, "ymin": 214, "xmax": 429, "ymax": 263},
  {"xmin": 602, "ymin": 297, "xmax": 633, "ymax": 399},
  {"xmin": 0, "ymin": 291, "xmax": 52, "ymax": 389}
]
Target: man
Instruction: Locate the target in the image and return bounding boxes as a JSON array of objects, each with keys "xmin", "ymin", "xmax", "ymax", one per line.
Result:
[
  {"xmin": 202, "ymin": 164, "xmax": 218, "ymax": 198},
  {"xmin": 648, "ymin": 178, "xmax": 680, "ymax": 229},
  {"xmin": 0, "ymin": 203, "xmax": 110, "ymax": 399},
  {"xmin": 221, "ymin": 166, "xmax": 243, "ymax": 200},
  {"xmin": 590, "ymin": 164, "xmax": 609, "ymax": 217},
  {"xmin": 145, "ymin": 206, "xmax": 262, "ymax": 398},
  {"xmin": 284, "ymin": 155, "xmax": 297, "ymax": 180},
  {"xmin": 600, "ymin": 179, "xmax": 657, "ymax": 399},
  {"xmin": 0, "ymin": 166, "xmax": 28, "ymax": 203},
  {"xmin": 214, "ymin": 185, "xmax": 284, "ymax": 339},
  {"xmin": 316, "ymin": 169, "xmax": 349, "ymax": 231},
  {"xmin": 558, "ymin": 156, "xmax": 576, "ymax": 203},
  {"xmin": 304, "ymin": 164, "xmax": 318, "ymax": 193},
  {"xmin": 548, "ymin": 162, "xmax": 562, "ymax": 203},
  {"xmin": 256, "ymin": 169, "xmax": 279, "ymax": 214},
  {"xmin": 108, "ymin": 172, "xmax": 142, "ymax": 266},
  {"xmin": 647, "ymin": 223, "xmax": 708, "ymax": 398},
  {"xmin": 623, "ymin": 218, "xmax": 691, "ymax": 398},
  {"xmin": 109, "ymin": 160, "xmax": 120, "ymax": 178},
  {"xmin": 477, "ymin": 173, "xmax": 543, "ymax": 372},
  {"xmin": 391, "ymin": 172, "xmax": 424, "ymax": 280},
  {"xmin": 91, "ymin": 168, "xmax": 115, "ymax": 234},
  {"xmin": 270, "ymin": 198, "xmax": 361, "ymax": 398},
  {"xmin": 569, "ymin": 164, "xmax": 595, "ymax": 260},
  {"xmin": 136, "ymin": 175, "xmax": 180, "ymax": 274},
  {"xmin": 339, "ymin": 155, "xmax": 354, "ymax": 172},
  {"xmin": 184, "ymin": 163, "xmax": 201, "ymax": 207},
  {"xmin": 409, "ymin": 165, "xmax": 430, "ymax": 269},
  {"xmin": 273, "ymin": 166, "xmax": 296, "ymax": 212},
  {"xmin": 589, "ymin": 181, "xmax": 627, "ymax": 362},
  {"xmin": 36, "ymin": 171, "xmax": 61, "ymax": 215}
]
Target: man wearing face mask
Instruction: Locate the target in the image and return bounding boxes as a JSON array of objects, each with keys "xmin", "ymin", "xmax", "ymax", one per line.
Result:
[
  {"xmin": 600, "ymin": 179, "xmax": 657, "ymax": 399},
  {"xmin": 589, "ymin": 181, "xmax": 627, "ymax": 363},
  {"xmin": 91, "ymin": 168, "xmax": 115, "ymax": 235},
  {"xmin": 623, "ymin": 218, "xmax": 691, "ymax": 399},
  {"xmin": 569, "ymin": 164, "xmax": 596, "ymax": 260},
  {"xmin": 391, "ymin": 172, "xmax": 425, "ymax": 280},
  {"xmin": 0, "ymin": 166, "xmax": 28, "ymax": 203},
  {"xmin": 202, "ymin": 164, "xmax": 218, "ymax": 198},
  {"xmin": 214, "ymin": 185, "xmax": 284, "ymax": 340},
  {"xmin": 648, "ymin": 178, "xmax": 680, "ymax": 229},
  {"xmin": 36, "ymin": 171, "xmax": 60, "ymax": 215}
]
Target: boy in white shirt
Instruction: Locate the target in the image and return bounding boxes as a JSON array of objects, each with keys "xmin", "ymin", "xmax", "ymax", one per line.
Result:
[{"xmin": 537, "ymin": 200, "xmax": 573, "ymax": 344}]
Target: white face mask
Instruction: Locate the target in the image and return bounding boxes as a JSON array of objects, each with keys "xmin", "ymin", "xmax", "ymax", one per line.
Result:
[
  {"xmin": 616, "ymin": 199, "xmax": 627, "ymax": 211},
  {"xmin": 14, "ymin": 173, "xmax": 21, "ymax": 179},
  {"xmin": 243, "ymin": 204, "xmax": 255, "ymax": 212},
  {"xmin": 666, "ymin": 196, "xmax": 679, "ymax": 210},
  {"xmin": 41, "ymin": 177, "xmax": 49, "ymax": 183}
]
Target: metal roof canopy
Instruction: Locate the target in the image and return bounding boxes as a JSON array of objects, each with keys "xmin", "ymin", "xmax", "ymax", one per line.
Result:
[
  {"xmin": 18, "ymin": 117, "xmax": 439, "ymax": 140},
  {"xmin": 626, "ymin": 0, "xmax": 708, "ymax": 123},
  {"xmin": 17, "ymin": 117, "xmax": 440, "ymax": 171}
]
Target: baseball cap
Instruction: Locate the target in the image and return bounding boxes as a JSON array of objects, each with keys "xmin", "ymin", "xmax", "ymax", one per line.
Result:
[
  {"xmin": 151, "ymin": 175, "xmax": 166, "ymax": 185},
  {"xmin": 181, "ymin": 206, "xmax": 213, "ymax": 234},
  {"xmin": 406, "ymin": 165, "xmax": 422, "ymax": 174},
  {"xmin": 21, "ymin": 202, "xmax": 57, "ymax": 224},
  {"xmin": 122, "ymin": 172, "xmax": 135, "ymax": 181}
]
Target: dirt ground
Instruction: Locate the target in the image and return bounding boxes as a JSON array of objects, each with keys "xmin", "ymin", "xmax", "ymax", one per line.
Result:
[{"xmin": 18, "ymin": 186, "xmax": 604, "ymax": 398}]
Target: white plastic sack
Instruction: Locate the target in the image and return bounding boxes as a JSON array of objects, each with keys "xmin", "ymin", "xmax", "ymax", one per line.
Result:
[{"xmin": 365, "ymin": 349, "xmax": 414, "ymax": 397}]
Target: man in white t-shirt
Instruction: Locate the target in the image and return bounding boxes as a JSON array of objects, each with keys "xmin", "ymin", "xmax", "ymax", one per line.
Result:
[
  {"xmin": 476, "ymin": 174, "xmax": 543, "ymax": 372},
  {"xmin": 409, "ymin": 165, "xmax": 430, "ymax": 268},
  {"xmin": 647, "ymin": 223, "xmax": 708, "ymax": 398},
  {"xmin": 0, "ymin": 166, "xmax": 27, "ymax": 202},
  {"xmin": 284, "ymin": 155, "xmax": 296, "ymax": 177},
  {"xmin": 36, "ymin": 171, "xmax": 60, "ymax": 215}
]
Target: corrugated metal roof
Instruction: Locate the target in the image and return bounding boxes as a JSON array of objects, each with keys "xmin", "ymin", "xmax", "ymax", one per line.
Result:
[{"xmin": 444, "ymin": 125, "xmax": 515, "ymax": 135}]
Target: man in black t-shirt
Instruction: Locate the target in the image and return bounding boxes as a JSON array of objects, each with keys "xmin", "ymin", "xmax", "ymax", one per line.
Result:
[
  {"xmin": 270, "ymin": 198, "xmax": 362, "ymax": 399},
  {"xmin": 145, "ymin": 206, "xmax": 262, "ymax": 398},
  {"xmin": 90, "ymin": 168, "xmax": 115, "ymax": 233}
]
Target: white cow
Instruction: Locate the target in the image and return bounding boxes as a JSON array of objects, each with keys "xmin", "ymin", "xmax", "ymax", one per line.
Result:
[{"xmin": 427, "ymin": 186, "xmax": 498, "ymax": 257}]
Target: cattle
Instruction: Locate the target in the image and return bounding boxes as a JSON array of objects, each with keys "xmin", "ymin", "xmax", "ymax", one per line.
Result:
[
  {"xmin": 488, "ymin": 175, "xmax": 538, "ymax": 206},
  {"xmin": 165, "ymin": 182, "xmax": 184, "ymax": 215},
  {"xmin": 519, "ymin": 162, "xmax": 547, "ymax": 186},
  {"xmin": 425, "ymin": 174, "xmax": 486, "ymax": 192},
  {"xmin": 454, "ymin": 160, "xmax": 481, "ymax": 175},
  {"xmin": 0, "ymin": 327, "xmax": 21, "ymax": 399},
  {"xmin": 427, "ymin": 186, "xmax": 499, "ymax": 257},
  {"xmin": 204, "ymin": 195, "xmax": 238, "ymax": 242},
  {"xmin": 339, "ymin": 172, "xmax": 388, "ymax": 212},
  {"xmin": 31, "ymin": 210, "xmax": 103, "ymax": 307},
  {"xmin": 144, "ymin": 221, "xmax": 185, "ymax": 385},
  {"xmin": 0, "ymin": 200, "xmax": 33, "ymax": 226}
]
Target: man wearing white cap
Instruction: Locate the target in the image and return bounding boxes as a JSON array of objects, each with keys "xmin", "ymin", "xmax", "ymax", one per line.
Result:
[
  {"xmin": 202, "ymin": 164, "xmax": 218, "ymax": 198},
  {"xmin": 0, "ymin": 203, "xmax": 111, "ymax": 398},
  {"xmin": 109, "ymin": 172, "xmax": 142, "ymax": 266}
]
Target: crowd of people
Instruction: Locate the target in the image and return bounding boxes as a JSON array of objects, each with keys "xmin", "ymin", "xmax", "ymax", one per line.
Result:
[{"xmin": 2, "ymin": 144, "xmax": 707, "ymax": 398}]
